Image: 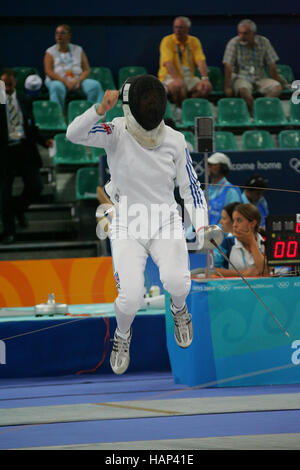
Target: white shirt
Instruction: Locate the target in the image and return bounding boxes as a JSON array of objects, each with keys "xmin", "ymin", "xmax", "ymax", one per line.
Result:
[
  {"xmin": 45, "ymin": 43, "xmax": 83, "ymax": 82},
  {"xmin": 66, "ymin": 105, "xmax": 208, "ymax": 238},
  {"xmin": 230, "ymin": 233, "xmax": 264, "ymax": 271}
]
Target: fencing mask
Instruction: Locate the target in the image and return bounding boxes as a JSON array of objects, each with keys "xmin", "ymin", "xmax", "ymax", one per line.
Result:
[{"xmin": 120, "ymin": 74, "xmax": 167, "ymax": 148}]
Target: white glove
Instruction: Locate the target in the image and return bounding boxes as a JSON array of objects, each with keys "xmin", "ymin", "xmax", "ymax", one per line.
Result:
[
  {"xmin": 95, "ymin": 204, "xmax": 114, "ymax": 240},
  {"xmin": 196, "ymin": 225, "xmax": 224, "ymax": 251}
]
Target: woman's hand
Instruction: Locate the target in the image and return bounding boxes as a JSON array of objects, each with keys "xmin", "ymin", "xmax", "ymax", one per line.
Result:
[{"xmin": 234, "ymin": 228, "xmax": 256, "ymax": 248}]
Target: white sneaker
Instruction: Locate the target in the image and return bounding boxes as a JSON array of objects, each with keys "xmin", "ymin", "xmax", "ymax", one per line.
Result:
[
  {"xmin": 110, "ymin": 328, "xmax": 132, "ymax": 375},
  {"xmin": 171, "ymin": 302, "xmax": 193, "ymax": 348}
]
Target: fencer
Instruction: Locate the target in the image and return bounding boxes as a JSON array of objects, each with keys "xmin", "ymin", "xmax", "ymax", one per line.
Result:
[{"xmin": 67, "ymin": 74, "xmax": 215, "ymax": 375}]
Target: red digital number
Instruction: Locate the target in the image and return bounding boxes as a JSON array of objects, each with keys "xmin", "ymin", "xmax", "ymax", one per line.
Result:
[
  {"xmin": 274, "ymin": 241, "xmax": 298, "ymax": 258},
  {"xmin": 287, "ymin": 241, "xmax": 298, "ymax": 258},
  {"xmin": 296, "ymin": 223, "xmax": 300, "ymax": 233},
  {"xmin": 274, "ymin": 241, "xmax": 285, "ymax": 258}
]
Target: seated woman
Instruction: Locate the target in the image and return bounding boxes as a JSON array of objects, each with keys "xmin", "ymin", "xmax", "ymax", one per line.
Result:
[
  {"xmin": 44, "ymin": 24, "xmax": 104, "ymax": 110},
  {"xmin": 214, "ymin": 201, "xmax": 239, "ymax": 269},
  {"xmin": 214, "ymin": 203, "xmax": 268, "ymax": 277}
]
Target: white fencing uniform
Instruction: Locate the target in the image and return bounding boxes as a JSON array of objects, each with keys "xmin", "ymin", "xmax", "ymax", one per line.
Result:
[{"xmin": 67, "ymin": 105, "xmax": 208, "ymax": 333}]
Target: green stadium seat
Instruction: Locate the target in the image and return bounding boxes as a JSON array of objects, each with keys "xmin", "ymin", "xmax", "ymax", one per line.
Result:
[
  {"xmin": 242, "ymin": 130, "xmax": 274, "ymax": 150},
  {"xmin": 181, "ymin": 130, "xmax": 195, "ymax": 149},
  {"xmin": 118, "ymin": 66, "xmax": 147, "ymax": 88},
  {"xmin": 278, "ymin": 130, "xmax": 300, "ymax": 148},
  {"xmin": 265, "ymin": 63, "xmax": 295, "ymax": 84},
  {"xmin": 90, "ymin": 66, "xmax": 116, "ymax": 90},
  {"xmin": 195, "ymin": 66, "xmax": 224, "ymax": 95},
  {"xmin": 53, "ymin": 133, "xmax": 90, "ymax": 165},
  {"xmin": 290, "ymin": 99, "xmax": 300, "ymax": 126},
  {"xmin": 276, "ymin": 64, "xmax": 295, "ymax": 84},
  {"xmin": 264, "ymin": 63, "xmax": 294, "ymax": 95},
  {"xmin": 13, "ymin": 66, "xmax": 41, "ymax": 93},
  {"xmin": 91, "ymin": 146, "xmax": 106, "ymax": 161},
  {"xmin": 164, "ymin": 100, "xmax": 175, "ymax": 121},
  {"xmin": 178, "ymin": 98, "xmax": 213, "ymax": 128},
  {"xmin": 76, "ymin": 167, "xmax": 100, "ymax": 199},
  {"xmin": 106, "ymin": 100, "xmax": 124, "ymax": 121},
  {"xmin": 68, "ymin": 100, "xmax": 93, "ymax": 123},
  {"xmin": 208, "ymin": 66, "xmax": 224, "ymax": 95},
  {"xmin": 33, "ymin": 101, "xmax": 67, "ymax": 131},
  {"xmin": 217, "ymin": 98, "xmax": 252, "ymax": 127},
  {"xmin": 214, "ymin": 131, "xmax": 238, "ymax": 151},
  {"xmin": 254, "ymin": 97, "xmax": 288, "ymax": 126}
]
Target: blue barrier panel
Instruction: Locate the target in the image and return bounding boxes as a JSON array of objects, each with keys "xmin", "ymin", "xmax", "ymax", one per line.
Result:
[
  {"xmin": 0, "ymin": 309, "xmax": 170, "ymax": 378},
  {"xmin": 165, "ymin": 290, "xmax": 217, "ymax": 387},
  {"xmin": 191, "ymin": 149, "xmax": 300, "ymax": 215},
  {"xmin": 165, "ymin": 277, "xmax": 300, "ymax": 387}
]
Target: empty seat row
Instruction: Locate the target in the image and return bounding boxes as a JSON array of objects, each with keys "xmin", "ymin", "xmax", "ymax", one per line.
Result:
[
  {"xmin": 52, "ymin": 133, "xmax": 105, "ymax": 166},
  {"xmin": 183, "ymin": 129, "xmax": 300, "ymax": 151},
  {"xmin": 33, "ymin": 98, "xmax": 127, "ymax": 132},
  {"xmin": 176, "ymin": 97, "xmax": 300, "ymax": 128}
]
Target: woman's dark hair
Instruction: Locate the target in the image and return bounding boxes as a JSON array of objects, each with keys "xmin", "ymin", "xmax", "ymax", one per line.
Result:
[{"xmin": 223, "ymin": 201, "xmax": 240, "ymax": 221}]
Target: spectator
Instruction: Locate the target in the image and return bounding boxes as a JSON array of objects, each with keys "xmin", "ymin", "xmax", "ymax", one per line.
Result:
[
  {"xmin": 215, "ymin": 203, "xmax": 268, "ymax": 277},
  {"xmin": 158, "ymin": 16, "xmax": 212, "ymax": 111},
  {"xmin": 242, "ymin": 174, "xmax": 269, "ymax": 227},
  {"xmin": 44, "ymin": 24, "xmax": 104, "ymax": 110},
  {"xmin": 214, "ymin": 201, "xmax": 239, "ymax": 269},
  {"xmin": 207, "ymin": 152, "xmax": 242, "ymax": 225},
  {"xmin": 0, "ymin": 68, "xmax": 53, "ymax": 244},
  {"xmin": 223, "ymin": 19, "xmax": 282, "ymax": 114}
]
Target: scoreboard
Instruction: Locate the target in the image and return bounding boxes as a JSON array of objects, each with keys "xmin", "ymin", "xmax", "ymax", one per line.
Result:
[{"xmin": 265, "ymin": 214, "xmax": 300, "ymax": 265}]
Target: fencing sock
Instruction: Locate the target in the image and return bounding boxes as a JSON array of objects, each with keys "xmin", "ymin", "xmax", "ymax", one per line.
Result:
[{"xmin": 171, "ymin": 295, "xmax": 187, "ymax": 312}]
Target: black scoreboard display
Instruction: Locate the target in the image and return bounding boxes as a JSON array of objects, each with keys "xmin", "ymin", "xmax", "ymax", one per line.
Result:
[{"xmin": 265, "ymin": 214, "xmax": 300, "ymax": 265}]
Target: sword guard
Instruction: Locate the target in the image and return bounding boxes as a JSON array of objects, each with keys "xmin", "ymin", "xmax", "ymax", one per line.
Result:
[{"xmin": 198, "ymin": 225, "xmax": 224, "ymax": 251}]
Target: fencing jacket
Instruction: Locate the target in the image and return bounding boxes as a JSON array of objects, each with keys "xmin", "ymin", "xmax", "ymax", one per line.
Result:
[{"xmin": 66, "ymin": 105, "xmax": 208, "ymax": 240}]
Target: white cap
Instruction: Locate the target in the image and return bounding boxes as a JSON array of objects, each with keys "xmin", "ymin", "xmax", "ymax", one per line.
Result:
[
  {"xmin": 207, "ymin": 152, "xmax": 231, "ymax": 168},
  {"xmin": 24, "ymin": 74, "xmax": 42, "ymax": 94}
]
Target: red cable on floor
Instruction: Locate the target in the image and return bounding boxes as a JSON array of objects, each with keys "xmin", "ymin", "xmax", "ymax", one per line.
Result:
[{"xmin": 76, "ymin": 316, "xmax": 110, "ymax": 375}]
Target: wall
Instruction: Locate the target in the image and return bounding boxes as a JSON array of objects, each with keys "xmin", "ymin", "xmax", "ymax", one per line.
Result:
[
  {"xmin": 2, "ymin": 0, "xmax": 300, "ymax": 16},
  {"xmin": 0, "ymin": 257, "xmax": 117, "ymax": 308},
  {"xmin": 1, "ymin": 13, "xmax": 299, "ymax": 86}
]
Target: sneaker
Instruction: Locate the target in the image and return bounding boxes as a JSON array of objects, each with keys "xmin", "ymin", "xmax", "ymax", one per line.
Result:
[
  {"xmin": 171, "ymin": 302, "xmax": 193, "ymax": 348},
  {"xmin": 110, "ymin": 328, "xmax": 132, "ymax": 375}
]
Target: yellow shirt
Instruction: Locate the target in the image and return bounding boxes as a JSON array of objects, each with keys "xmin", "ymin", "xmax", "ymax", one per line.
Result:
[{"xmin": 158, "ymin": 34, "xmax": 206, "ymax": 81}]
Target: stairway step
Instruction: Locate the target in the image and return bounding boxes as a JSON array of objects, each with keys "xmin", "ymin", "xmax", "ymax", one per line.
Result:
[{"xmin": 0, "ymin": 240, "xmax": 103, "ymax": 260}]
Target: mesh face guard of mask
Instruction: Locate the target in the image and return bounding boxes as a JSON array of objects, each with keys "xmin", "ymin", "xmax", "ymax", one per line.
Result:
[{"xmin": 120, "ymin": 74, "xmax": 167, "ymax": 131}]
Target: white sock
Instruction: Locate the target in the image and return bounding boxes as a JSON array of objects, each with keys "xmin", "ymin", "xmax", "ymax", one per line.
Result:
[
  {"xmin": 116, "ymin": 328, "xmax": 130, "ymax": 340},
  {"xmin": 171, "ymin": 295, "xmax": 186, "ymax": 311},
  {"xmin": 171, "ymin": 300, "xmax": 185, "ymax": 313}
]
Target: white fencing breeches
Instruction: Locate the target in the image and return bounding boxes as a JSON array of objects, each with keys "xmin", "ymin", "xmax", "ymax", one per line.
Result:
[{"xmin": 111, "ymin": 235, "xmax": 191, "ymax": 335}]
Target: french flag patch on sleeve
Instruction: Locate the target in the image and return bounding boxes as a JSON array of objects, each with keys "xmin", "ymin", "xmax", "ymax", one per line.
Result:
[{"xmin": 89, "ymin": 123, "xmax": 114, "ymax": 135}]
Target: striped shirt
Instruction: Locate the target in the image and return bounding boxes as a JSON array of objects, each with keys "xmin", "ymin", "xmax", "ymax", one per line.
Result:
[{"xmin": 223, "ymin": 35, "xmax": 279, "ymax": 81}]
